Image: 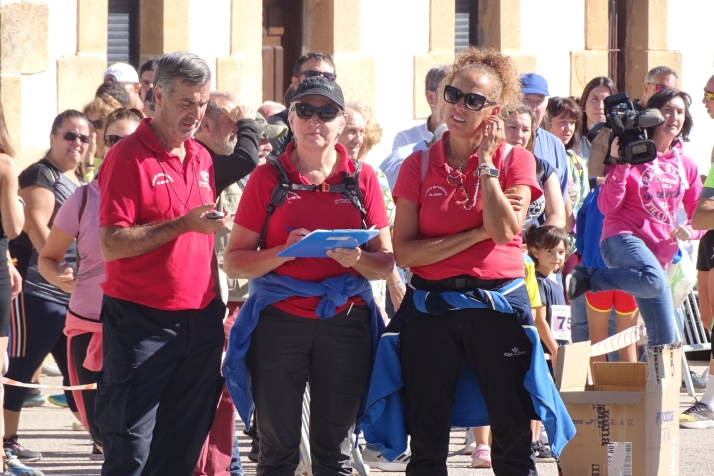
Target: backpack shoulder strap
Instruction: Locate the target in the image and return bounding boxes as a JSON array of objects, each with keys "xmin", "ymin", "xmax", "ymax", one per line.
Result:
[
  {"xmin": 259, "ymin": 159, "xmax": 292, "ymax": 249},
  {"xmin": 498, "ymin": 143, "xmax": 514, "ymax": 185},
  {"xmin": 75, "ymin": 185, "xmax": 89, "ymax": 273},
  {"xmin": 340, "ymin": 160, "xmax": 367, "ymax": 229},
  {"xmin": 421, "ymin": 147, "xmax": 430, "ymax": 184}
]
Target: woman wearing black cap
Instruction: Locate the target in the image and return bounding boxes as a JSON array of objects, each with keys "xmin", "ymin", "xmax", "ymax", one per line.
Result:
[{"xmin": 222, "ymin": 76, "xmax": 394, "ymax": 475}]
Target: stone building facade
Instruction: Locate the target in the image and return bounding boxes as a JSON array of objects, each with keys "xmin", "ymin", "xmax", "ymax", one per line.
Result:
[{"xmin": 0, "ymin": 0, "xmax": 711, "ymax": 169}]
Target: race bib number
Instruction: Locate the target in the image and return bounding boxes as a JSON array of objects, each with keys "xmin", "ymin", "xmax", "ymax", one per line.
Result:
[{"xmin": 550, "ymin": 305, "xmax": 571, "ymax": 341}]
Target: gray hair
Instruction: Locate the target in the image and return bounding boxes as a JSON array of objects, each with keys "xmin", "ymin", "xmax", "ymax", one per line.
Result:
[
  {"xmin": 426, "ymin": 64, "xmax": 450, "ymax": 91},
  {"xmin": 153, "ymin": 51, "xmax": 211, "ymax": 97},
  {"xmin": 645, "ymin": 66, "xmax": 678, "ymax": 83},
  {"xmin": 196, "ymin": 91, "xmax": 236, "ymax": 133}
]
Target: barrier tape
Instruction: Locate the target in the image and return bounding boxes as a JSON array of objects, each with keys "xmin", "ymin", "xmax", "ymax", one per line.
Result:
[
  {"xmin": 1, "ymin": 377, "xmax": 96, "ymax": 391},
  {"xmin": 0, "ymin": 324, "xmax": 648, "ymax": 390},
  {"xmin": 589, "ymin": 323, "xmax": 647, "ymax": 357}
]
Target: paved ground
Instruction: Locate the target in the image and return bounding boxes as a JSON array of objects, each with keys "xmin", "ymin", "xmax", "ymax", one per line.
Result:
[{"xmin": 14, "ymin": 361, "xmax": 714, "ymax": 475}]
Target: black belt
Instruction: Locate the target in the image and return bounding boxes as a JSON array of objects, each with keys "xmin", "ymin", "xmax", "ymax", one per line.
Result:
[{"xmin": 410, "ymin": 274, "xmax": 515, "ymax": 293}]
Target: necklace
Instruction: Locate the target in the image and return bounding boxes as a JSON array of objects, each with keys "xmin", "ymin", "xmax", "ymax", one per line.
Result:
[{"xmin": 447, "ymin": 137, "xmax": 469, "ymax": 172}]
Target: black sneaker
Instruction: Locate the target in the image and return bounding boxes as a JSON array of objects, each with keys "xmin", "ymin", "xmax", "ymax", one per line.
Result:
[
  {"xmin": 566, "ymin": 265, "xmax": 591, "ymax": 301},
  {"xmin": 531, "ymin": 440, "xmax": 555, "ymax": 463},
  {"xmin": 248, "ymin": 436, "xmax": 259, "ymax": 463},
  {"xmin": 2, "ymin": 437, "xmax": 41, "ymax": 462},
  {"xmin": 89, "ymin": 441, "xmax": 103, "ymax": 461}
]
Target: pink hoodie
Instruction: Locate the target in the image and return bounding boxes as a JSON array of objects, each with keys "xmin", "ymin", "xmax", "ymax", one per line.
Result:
[{"xmin": 598, "ymin": 142, "xmax": 703, "ymax": 267}]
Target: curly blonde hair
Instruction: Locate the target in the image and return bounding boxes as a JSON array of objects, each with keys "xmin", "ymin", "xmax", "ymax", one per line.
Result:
[
  {"xmin": 437, "ymin": 47, "xmax": 523, "ymax": 120},
  {"xmin": 83, "ymin": 94, "xmax": 123, "ymax": 125},
  {"xmin": 345, "ymin": 102, "xmax": 383, "ymax": 161}
]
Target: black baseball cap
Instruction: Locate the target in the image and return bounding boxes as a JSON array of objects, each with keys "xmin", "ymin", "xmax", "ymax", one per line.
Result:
[{"xmin": 290, "ymin": 76, "xmax": 345, "ymax": 111}]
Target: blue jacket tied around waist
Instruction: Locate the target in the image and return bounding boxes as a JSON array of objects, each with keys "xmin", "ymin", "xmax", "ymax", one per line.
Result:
[
  {"xmin": 222, "ymin": 273, "xmax": 385, "ymax": 428},
  {"xmin": 362, "ymin": 279, "xmax": 576, "ymax": 461}
]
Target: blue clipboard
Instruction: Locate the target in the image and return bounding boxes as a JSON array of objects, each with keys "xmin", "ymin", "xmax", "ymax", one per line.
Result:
[{"xmin": 277, "ymin": 229, "xmax": 380, "ymax": 258}]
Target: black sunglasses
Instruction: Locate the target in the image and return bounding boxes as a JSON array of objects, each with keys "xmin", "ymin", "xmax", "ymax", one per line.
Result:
[
  {"xmin": 61, "ymin": 132, "xmax": 90, "ymax": 144},
  {"xmin": 443, "ymin": 85, "xmax": 498, "ymax": 111},
  {"xmin": 301, "ymin": 70, "xmax": 337, "ymax": 81},
  {"xmin": 104, "ymin": 135, "xmax": 125, "ymax": 147},
  {"xmin": 294, "ymin": 103, "xmax": 342, "ymax": 122},
  {"xmin": 88, "ymin": 119, "xmax": 103, "ymax": 130}
]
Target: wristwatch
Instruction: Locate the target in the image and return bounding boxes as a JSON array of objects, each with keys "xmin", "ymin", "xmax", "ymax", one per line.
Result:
[{"xmin": 477, "ymin": 164, "xmax": 500, "ymax": 178}]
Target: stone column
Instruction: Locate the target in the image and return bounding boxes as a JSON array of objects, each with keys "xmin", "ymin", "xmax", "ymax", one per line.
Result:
[
  {"xmin": 0, "ymin": 0, "xmax": 50, "ymax": 152},
  {"xmin": 216, "ymin": 0, "xmax": 263, "ymax": 104},
  {"xmin": 412, "ymin": 0, "xmax": 456, "ymax": 119},
  {"xmin": 304, "ymin": 0, "xmax": 376, "ymax": 108},
  {"xmin": 57, "ymin": 0, "xmax": 108, "ymax": 112},
  {"xmin": 477, "ymin": 0, "xmax": 536, "ymax": 74},
  {"xmin": 623, "ymin": 0, "xmax": 681, "ymax": 97},
  {"xmin": 569, "ymin": 0, "xmax": 610, "ymax": 96},
  {"xmin": 139, "ymin": 0, "xmax": 190, "ymax": 64}
]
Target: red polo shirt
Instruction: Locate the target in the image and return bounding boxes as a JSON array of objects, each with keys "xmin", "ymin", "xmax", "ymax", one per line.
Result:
[
  {"xmin": 392, "ymin": 133, "xmax": 542, "ymax": 281},
  {"xmin": 99, "ymin": 118, "xmax": 216, "ymax": 310},
  {"xmin": 236, "ymin": 141, "xmax": 390, "ymax": 318}
]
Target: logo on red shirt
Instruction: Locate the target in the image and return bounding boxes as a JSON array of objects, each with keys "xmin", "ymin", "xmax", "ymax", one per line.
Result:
[
  {"xmin": 287, "ymin": 192, "xmax": 301, "ymax": 201},
  {"xmin": 198, "ymin": 170, "xmax": 212, "ymax": 190},
  {"xmin": 152, "ymin": 172, "xmax": 173, "ymax": 186},
  {"xmin": 424, "ymin": 185, "xmax": 448, "ymax": 197}
]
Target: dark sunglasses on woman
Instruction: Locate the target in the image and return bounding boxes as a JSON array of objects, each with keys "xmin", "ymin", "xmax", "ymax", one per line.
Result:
[
  {"xmin": 104, "ymin": 135, "xmax": 125, "ymax": 147},
  {"xmin": 301, "ymin": 70, "xmax": 337, "ymax": 81},
  {"xmin": 443, "ymin": 85, "xmax": 498, "ymax": 111},
  {"xmin": 62, "ymin": 132, "xmax": 91, "ymax": 144},
  {"xmin": 294, "ymin": 103, "xmax": 342, "ymax": 122},
  {"xmin": 89, "ymin": 118, "xmax": 103, "ymax": 130}
]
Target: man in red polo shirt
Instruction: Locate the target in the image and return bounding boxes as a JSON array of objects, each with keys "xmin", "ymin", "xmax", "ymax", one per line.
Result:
[{"xmin": 97, "ymin": 51, "xmax": 230, "ymax": 476}]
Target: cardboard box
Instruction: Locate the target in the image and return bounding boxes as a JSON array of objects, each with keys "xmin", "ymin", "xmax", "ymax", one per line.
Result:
[{"xmin": 556, "ymin": 341, "xmax": 681, "ymax": 476}]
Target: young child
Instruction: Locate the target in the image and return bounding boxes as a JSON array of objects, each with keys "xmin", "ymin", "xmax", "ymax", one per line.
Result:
[
  {"xmin": 526, "ymin": 224, "xmax": 572, "ymax": 363},
  {"xmin": 525, "ymin": 224, "xmax": 571, "ymax": 462}
]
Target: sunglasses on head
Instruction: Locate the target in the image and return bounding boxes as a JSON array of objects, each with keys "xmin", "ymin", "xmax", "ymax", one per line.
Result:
[
  {"xmin": 61, "ymin": 132, "xmax": 90, "ymax": 144},
  {"xmin": 104, "ymin": 135, "xmax": 125, "ymax": 147},
  {"xmin": 88, "ymin": 119, "xmax": 103, "ymax": 130},
  {"xmin": 443, "ymin": 85, "xmax": 497, "ymax": 111},
  {"xmin": 300, "ymin": 70, "xmax": 337, "ymax": 81},
  {"xmin": 294, "ymin": 103, "xmax": 342, "ymax": 122},
  {"xmin": 648, "ymin": 83, "xmax": 667, "ymax": 92},
  {"xmin": 704, "ymin": 88, "xmax": 714, "ymax": 101}
]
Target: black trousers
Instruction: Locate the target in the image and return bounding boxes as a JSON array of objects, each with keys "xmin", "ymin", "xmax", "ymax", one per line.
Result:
[
  {"xmin": 70, "ymin": 332, "xmax": 102, "ymax": 446},
  {"xmin": 4, "ymin": 293, "xmax": 77, "ymax": 413},
  {"xmin": 246, "ymin": 305, "xmax": 371, "ymax": 476},
  {"xmin": 96, "ymin": 296, "xmax": 225, "ymax": 476},
  {"xmin": 400, "ymin": 309, "xmax": 538, "ymax": 476}
]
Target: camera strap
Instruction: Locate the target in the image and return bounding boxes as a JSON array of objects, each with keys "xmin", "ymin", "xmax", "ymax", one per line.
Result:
[{"xmin": 671, "ymin": 147, "xmax": 689, "ymax": 190}]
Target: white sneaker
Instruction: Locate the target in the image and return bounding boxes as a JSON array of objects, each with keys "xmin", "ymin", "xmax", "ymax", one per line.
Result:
[
  {"xmin": 4, "ymin": 454, "xmax": 45, "ymax": 475},
  {"xmin": 539, "ymin": 426, "xmax": 549, "ymax": 445},
  {"xmin": 462, "ymin": 428, "xmax": 476, "ymax": 455},
  {"xmin": 361, "ymin": 445, "xmax": 410, "ymax": 472}
]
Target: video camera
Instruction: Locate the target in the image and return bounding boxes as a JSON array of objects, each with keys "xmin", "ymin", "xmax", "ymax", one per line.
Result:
[{"xmin": 604, "ymin": 92, "xmax": 664, "ymax": 165}]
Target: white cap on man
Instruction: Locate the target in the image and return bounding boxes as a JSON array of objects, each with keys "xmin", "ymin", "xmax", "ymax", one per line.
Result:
[{"xmin": 104, "ymin": 63, "xmax": 139, "ymax": 83}]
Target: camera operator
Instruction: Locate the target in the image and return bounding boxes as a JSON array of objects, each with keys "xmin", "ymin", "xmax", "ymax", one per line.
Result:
[{"xmin": 567, "ymin": 88, "xmax": 703, "ymax": 346}]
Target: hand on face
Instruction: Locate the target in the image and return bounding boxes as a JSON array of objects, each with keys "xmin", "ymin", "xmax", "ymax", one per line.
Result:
[{"xmin": 477, "ymin": 115, "xmax": 505, "ymax": 164}]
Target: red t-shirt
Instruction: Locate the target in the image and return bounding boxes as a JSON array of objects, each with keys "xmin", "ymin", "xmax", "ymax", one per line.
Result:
[
  {"xmin": 392, "ymin": 133, "xmax": 542, "ymax": 281},
  {"xmin": 235, "ymin": 141, "xmax": 390, "ymax": 318},
  {"xmin": 99, "ymin": 118, "xmax": 216, "ymax": 310}
]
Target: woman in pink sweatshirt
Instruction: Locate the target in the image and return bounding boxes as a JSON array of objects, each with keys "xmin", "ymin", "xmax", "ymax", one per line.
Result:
[{"xmin": 567, "ymin": 88, "xmax": 702, "ymax": 345}]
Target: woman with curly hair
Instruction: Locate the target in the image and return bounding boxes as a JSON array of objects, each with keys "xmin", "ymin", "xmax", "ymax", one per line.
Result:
[
  {"xmin": 82, "ymin": 94, "xmax": 123, "ymax": 180},
  {"xmin": 364, "ymin": 47, "xmax": 574, "ymax": 476}
]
